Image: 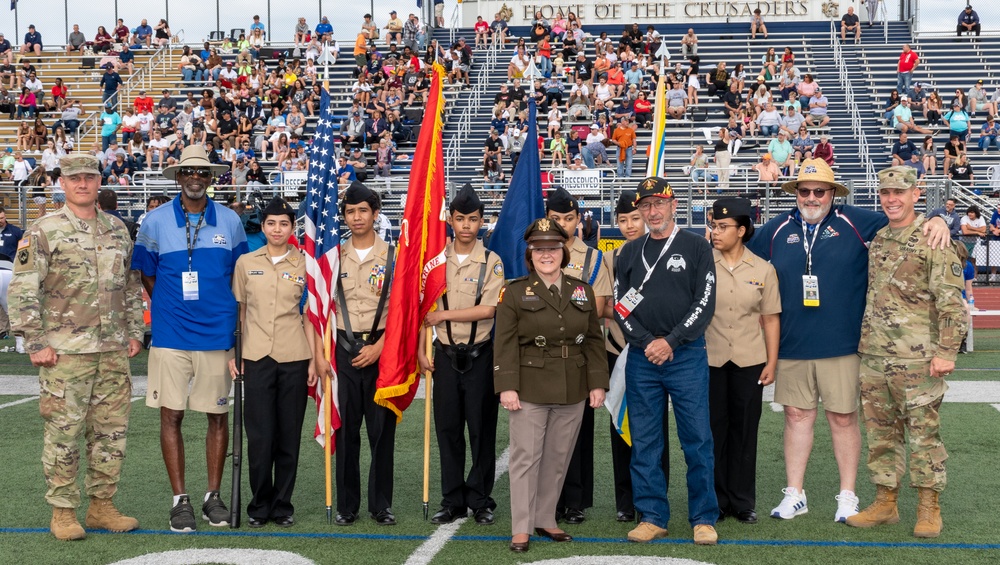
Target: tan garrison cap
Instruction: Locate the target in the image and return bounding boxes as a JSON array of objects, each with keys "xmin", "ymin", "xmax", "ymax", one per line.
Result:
[{"xmin": 59, "ymin": 154, "xmax": 101, "ymax": 176}]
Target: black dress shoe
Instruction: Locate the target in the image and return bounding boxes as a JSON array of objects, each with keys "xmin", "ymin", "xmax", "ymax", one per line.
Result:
[
  {"xmin": 371, "ymin": 508, "xmax": 397, "ymax": 525},
  {"xmin": 334, "ymin": 512, "xmax": 357, "ymax": 526},
  {"xmin": 247, "ymin": 517, "xmax": 267, "ymax": 528},
  {"xmin": 616, "ymin": 510, "xmax": 635, "ymax": 522},
  {"xmin": 272, "ymin": 515, "xmax": 294, "ymax": 527},
  {"xmin": 535, "ymin": 527, "xmax": 573, "ymax": 542},
  {"xmin": 509, "ymin": 540, "xmax": 529, "ymax": 552},
  {"xmin": 736, "ymin": 509, "xmax": 758, "ymax": 524},
  {"xmin": 430, "ymin": 507, "xmax": 466, "ymax": 524},
  {"xmin": 562, "ymin": 508, "xmax": 585, "ymax": 524},
  {"xmin": 473, "ymin": 507, "xmax": 495, "ymax": 525}
]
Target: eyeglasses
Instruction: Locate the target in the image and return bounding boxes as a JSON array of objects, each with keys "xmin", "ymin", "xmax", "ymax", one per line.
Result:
[
  {"xmin": 178, "ymin": 167, "xmax": 212, "ymax": 178},
  {"xmin": 709, "ymin": 222, "xmax": 739, "ymax": 232},
  {"xmin": 795, "ymin": 188, "xmax": 833, "ymax": 198},
  {"xmin": 637, "ymin": 198, "xmax": 673, "ymax": 212}
]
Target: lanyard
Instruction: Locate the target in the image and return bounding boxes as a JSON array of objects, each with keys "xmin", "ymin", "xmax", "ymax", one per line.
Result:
[
  {"xmin": 801, "ymin": 220, "xmax": 822, "ymax": 276},
  {"xmin": 638, "ymin": 224, "xmax": 678, "ymax": 292},
  {"xmin": 183, "ymin": 204, "xmax": 206, "ymax": 272}
]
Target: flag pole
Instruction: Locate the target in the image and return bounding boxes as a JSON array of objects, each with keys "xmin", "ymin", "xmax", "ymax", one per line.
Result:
[
  {"xmin": 422, "ymin": 325, "xmax": 433, "ymax": 520},
  {"xmin": 324, "ymin": 320, "xmax": 333, "ymax": 524}
]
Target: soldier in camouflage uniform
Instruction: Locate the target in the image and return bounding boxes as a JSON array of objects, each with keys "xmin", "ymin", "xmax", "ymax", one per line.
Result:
[
  {"xmin": 846, "ymin": 166, "xmax": 966, "ymax": 538},
  {"xmin": 8, "ymin": 154, "xmax": 145, "ymax": 541}
]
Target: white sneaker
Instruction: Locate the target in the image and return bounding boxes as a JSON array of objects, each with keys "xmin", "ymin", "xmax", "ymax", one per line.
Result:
[
  {"xmin": 771, "ymin": 487, "xmax": 808, "ymax": 519},
  {"xmin": 835, "ymin": 490, "xmax": 860, "ymax": 523}
]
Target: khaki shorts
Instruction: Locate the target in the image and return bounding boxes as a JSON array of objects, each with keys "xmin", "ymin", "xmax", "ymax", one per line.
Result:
[
  {"xmin": 146, "ymin": 347, "xmax": 233, "ymax": 414},
  {"xmin": 774, "ymin": 354, "xmax": 861, "ymax": 414},
  {"xmin": 435, "ymin": 3, "xmax": 445, "ymax": 17}
]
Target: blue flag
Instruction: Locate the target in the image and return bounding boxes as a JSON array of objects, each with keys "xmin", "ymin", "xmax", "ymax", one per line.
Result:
[{"xmin": 487, "ymin": 97, "xmax": 545, "ymax": 279}]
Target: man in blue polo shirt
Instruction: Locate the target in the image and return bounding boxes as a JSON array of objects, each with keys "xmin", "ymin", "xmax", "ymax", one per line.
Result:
[
  {"xmin": 134, "ymin": 19, "xmax": 153, "ymax": 47},
  {"xmin": 20, "ymin": 25, "xmax": 43, "ymax": 57},
  {"xmin": 132, "ymin": 145, "xmax": 248, "ymax": 533},
  {"xmin": 747, "ymin": 159, "xmax": 951, "ymax": 525}
]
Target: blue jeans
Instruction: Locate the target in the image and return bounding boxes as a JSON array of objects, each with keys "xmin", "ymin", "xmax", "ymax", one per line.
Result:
[
  {"xmin": 897, "ymin": 72, "xmax": 912, "ymax": 95},
  {"xmin": 617, "ymin": 146, "xmax": 633, "ymax": 177},
  {"xmin": 182, "ymin": 68, "xmax": 204, "ymax": 83},
  {"xmin": 760, "ymin": 124, "xmax": 779, "ymax": 136},
  {"xmin": 626, "ymin": 337, "xmax": 718, "ymax": 528},
  {"xmin": 102, "ymin": 90, "xmax": 118, "ymax": 109},
  {"xmin": 539, "ymin": 56, "xmax": 552, "ymax": 78},
  {"xmin": 691, "ymin": 168, "xmax": 706, "ymax": 182},
  {"xmin": 979, "ymin": 136, "xmax": 998, "ymax": 151},
  {"xmin": 102, "ymin": 133, "xmax": 117, "ymax": 151}
]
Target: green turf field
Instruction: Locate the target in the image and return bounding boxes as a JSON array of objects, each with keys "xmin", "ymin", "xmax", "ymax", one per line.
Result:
[{"xmin": 1, "ymin": 336, "xmax": 999, "ymax": 565}]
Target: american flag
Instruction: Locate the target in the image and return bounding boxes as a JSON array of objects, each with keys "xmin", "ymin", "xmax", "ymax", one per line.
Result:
[{"xmin": 304, "ymin": 88, "xmax": 341, "ymax": 449}]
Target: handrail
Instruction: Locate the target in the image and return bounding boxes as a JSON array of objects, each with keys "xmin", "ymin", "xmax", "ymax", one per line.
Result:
[
  {"xmin": 444, "ymin": 34, "xmax": 500, "ymax": 186},
  {"xmin": 830, "ymin": 21, "xmax": 875, "ymax": 188},
  {"xmin": 449, "ymin": 6, "xmax": 461, "ymax": 46}
]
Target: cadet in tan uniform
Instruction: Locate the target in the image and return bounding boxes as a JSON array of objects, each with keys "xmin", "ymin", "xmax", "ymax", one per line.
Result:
[
  {"xmin": 418, "ymin": 184, "xmax": 505, "ymax": 526},
  {"xmin": 329, "ymin": 181, "xmax": 398, "ymax": 526},
  {"xmin": 545, "ymin": 186, "xmax": 612, "ymax": 524},
  {"xmin": 495, "ymin": 218, "xmax": 609, "ymax": 553},
  {"xmin": 230, "ymin": 197, "xmax": 317, "ymax": 528},
  {"xmin": 705, "ymin": 197, "xmax": 781, "ymax": 525},
  {"xmin": 604, "ymin": 190, "xmax": 670, "ymax": 523},
  {"xmin": 8, "ymin": 154, "xmax": 144, "ymax": 540}
]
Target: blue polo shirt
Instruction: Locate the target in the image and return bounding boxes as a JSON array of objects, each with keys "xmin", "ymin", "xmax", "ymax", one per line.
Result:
[
  {"xmin": 747, "ymin": 205, "xmax": 887, "ymax": 360},
  {"xmin": 0, "ymin": 222, "xmax": 24, "ymax": 259},
  {"xmin": 132, "ymin": 196, "xmax": 248, "ymax": 351}
]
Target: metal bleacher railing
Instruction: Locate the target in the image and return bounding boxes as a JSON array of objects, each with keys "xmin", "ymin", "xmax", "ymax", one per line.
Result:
[
  {"xmin": 443, "ymin": 33, "xmax": 500, "ymax": 192},
  {"xmin": 830, "ymin": 20, "xmax": 875, "ymax": 192}
]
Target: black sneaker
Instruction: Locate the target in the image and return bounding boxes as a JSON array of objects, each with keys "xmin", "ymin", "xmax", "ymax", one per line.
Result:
[
  {"xmin": 169, "ymin": 496, "xmax": 196, "ymax": 533},
  {"xmin": 202, "ymin": 491, "xmax": 230, "ymax": 527}
]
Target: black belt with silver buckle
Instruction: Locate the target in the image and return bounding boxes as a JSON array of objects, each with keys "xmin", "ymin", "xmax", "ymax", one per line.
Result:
[{"xmin": 337, "ymin": 329, "xmax": 384, "ymax": 357}]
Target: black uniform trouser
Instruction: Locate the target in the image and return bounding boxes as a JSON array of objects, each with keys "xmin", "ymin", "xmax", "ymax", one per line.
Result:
[
  {"xmin": 558, "ymin": 404, "xmax": 594, "ymax": 511},
  {"xmin": 335, "ymin": 346, "xmax": 396, "ymax": 515},
  {"xmin": 433, "ymin": 343, "xmax": 499, "ymax": 511},
  {"xmin": 243, "ymin": 356, "xmax": 310, "ymax": 520},
  {"xmin": 607, "ymin": 350, "xmax": 670, "ymax": 513},
  {"xmin": 709, "ymin": 361, "xmax": 765, "ymax": 514}
]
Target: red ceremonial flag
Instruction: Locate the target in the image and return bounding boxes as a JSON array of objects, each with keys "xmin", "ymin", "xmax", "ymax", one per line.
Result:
[{"xmin": 374, "ymin": 63, "xmax": 448, "ymax": 421}]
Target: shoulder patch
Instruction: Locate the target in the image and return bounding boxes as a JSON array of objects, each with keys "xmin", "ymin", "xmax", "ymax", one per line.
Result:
[
  {"xmin": 16, "ymin": 236, "xmax": 30, "ymax": 250},
  {"xmin": 493, "ymin": 262, "xmax": 503, "ymax": 277},
  {"xmin": 952, "ymin": 263, "xmax": 962, "ymax": 277}
]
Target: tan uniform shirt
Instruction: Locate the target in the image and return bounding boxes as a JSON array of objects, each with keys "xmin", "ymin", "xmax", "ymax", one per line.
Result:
[
  {"xmin": 434, "ymin": 240, "xmax": 505, "ymax": 346},
  {"xmin": 336, "ymin": 236, "xmax": 392, "ymax": 333},
  {"xmin": 605, "ymin": 245, "xmax": 627, "ymax": 354},
  {"xmin": 563, "ymin": 237, "xmax": 612, "ymax": 298},
  {"xmin": 705, "ymin": 247, "xmax": 781, "ymax": 368},
  {"xmin": 232, "ymin": 245, "xmax": 312, "ymax": 363}
]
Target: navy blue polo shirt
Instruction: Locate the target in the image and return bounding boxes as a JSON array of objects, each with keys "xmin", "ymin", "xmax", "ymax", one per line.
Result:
[
  {"xmin": 132, "ymin": 196, "xmax": 248, "ymax": 351},
  {"xmin": 747, "ymin": 205, "xmax": 887, "ymax": 360},
  {"xmin": 0, "ymin": 222, "xmax": 24, "ymax": 260}
]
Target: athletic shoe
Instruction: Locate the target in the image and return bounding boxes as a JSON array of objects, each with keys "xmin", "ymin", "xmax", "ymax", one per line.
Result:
[
  {"xmin": 202, "ymin": 491, "xmax": 230, "ymax": 527},
  {"xmin": 835, "ymin": 490, "xmax": 860, "ymax": 523},
  {"xmin": 770, "ymin": 487, "xmax": 808, "ymax": 520},
  {"xmin": 169, "ymin": 496, "xmax": 196, "ymax": 533}
]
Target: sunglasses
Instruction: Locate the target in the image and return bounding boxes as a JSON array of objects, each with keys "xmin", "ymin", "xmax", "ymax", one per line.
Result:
[
  {"xmin": 795, "ymin": 188, "xmax": 833, "ymax": 197},
  {"xmin": 178, "ymin": 167, "xmax": 213, "ymax": 178}
]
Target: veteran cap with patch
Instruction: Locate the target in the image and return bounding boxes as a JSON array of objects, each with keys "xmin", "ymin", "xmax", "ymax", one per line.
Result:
[
  {"xmin": 634, "ymin": 177, "xmax": 674, "ymax": 204},
  {"xmin": 59, "ymin": 154, "xmax": 101, "ymax": 176},
  {"xmin": 878, "ymin": 166, "xmax": 918, "ymax": 190},
  {"xmin": 523, "ymin": 217, "xmax": 569, "ymax": 249}
]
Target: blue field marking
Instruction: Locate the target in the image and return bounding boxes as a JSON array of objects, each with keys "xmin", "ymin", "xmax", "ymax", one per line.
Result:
[{"xmin": 3, "ymin": 527, "xmax": 999, "ymax": 550}]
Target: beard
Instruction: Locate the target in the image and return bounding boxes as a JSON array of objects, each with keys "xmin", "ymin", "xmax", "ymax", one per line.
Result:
[
  {"xmin": 799, "ymin": 201, "xmax": 831, "ymax": 224},
  {"xmin": 181, "ymin": 183, "xmax": 208, "ymax": 201}
]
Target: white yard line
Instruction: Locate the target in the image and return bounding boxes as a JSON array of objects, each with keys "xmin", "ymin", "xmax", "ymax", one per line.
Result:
[
  {"xmin": 992, "ymin": 404, "xmax": 1000, "ymax": 414},
  {"xmin": 0, "ymin": 396, "xmax": 38, "ymax": 409}
]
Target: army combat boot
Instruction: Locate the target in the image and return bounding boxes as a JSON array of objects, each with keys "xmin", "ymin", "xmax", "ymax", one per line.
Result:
[
  {"xmin": 51, "ymin": 507, "xmax": 86, "ymax": 540},
  {"xmin": 913, "ymin": 488, "xmax": 943, "ymax": 538},
  {"xmin": 845, "ymin": 486, "xmax": 899, "ymax": 528},
  {"xmin": 85, "ymin": 497, "xmax": 139, "ymax": 532}
]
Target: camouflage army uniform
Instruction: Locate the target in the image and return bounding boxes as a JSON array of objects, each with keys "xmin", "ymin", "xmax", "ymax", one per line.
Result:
[
  {"xmin": 8, "ymin": 206, "xmax": 145, "ymax": 508},
  {"xmin": 858, "ymin": 213, "xmax": 966, "ymax": 492}
]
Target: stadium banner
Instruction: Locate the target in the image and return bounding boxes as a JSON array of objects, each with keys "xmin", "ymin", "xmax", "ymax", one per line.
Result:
[
  {"xmin": 461, "ymin": 1, "xmax": 839, "ymax": 27},
  {"xmin": 562, "ymin": 169, "xmax": 602, "ymax": 192}
]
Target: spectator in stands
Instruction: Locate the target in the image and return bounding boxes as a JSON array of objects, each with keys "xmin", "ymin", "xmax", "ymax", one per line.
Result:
[
  {"xmin": 20, "ymin": 25, "xmax": 43, "ymax": 57},
  {"xmin": 757, "ymin": 100, "xmax": 782, "ymax": 136},
  {"xmin": 896, "ymin": 44, "xmax": 919, "ymax": 95},
  {"xmin": 958, "ymin": 6, "xmax": 982, "ymax": 37},
  {"xmin": 752, "ymin": 153, "xmax": 782, "ymax": 185},
  {"xmin": 134, "ymin": 19, "xmax": 153, "ymax": 47},
  {"xmin": 927, "ymin": 198, "xmax": 963, "ymax": 236},
  {"xmin": 804, "ymin": 86, "xmax": 830, "ymax": 128},
  {"xmin": 968, "ymin": 79, "xmax": 989, "ymax": 117},
  {"xmin": 92, "ymin": 26, "xmax": 113, "ymax": 53},
  {"xmin": 0, "ymin": 86, "xmax": 16, "ymax": 119},
  {"xmin": 792, "ymin": 126, "xmax": 815, "ymax": 162},
  {"xmin": 567, "ymin": 89, "xmax": 590, "ymax": 121},
  {"xmin": 681, "ymin": 145, "xmax": 705, "ymax": 183},
  {"xmin": 99, "ymin": 65, "xmax": 123, "ymax": 108},
  {"xmin": 582, "ymin": 123, "xmax": 609, "ymax": 168},
  {"xmin": 489, "ymin": 13, "xmax": 509, "ymax": 44},
  {"xmin": 749, "ymin": 8, "xmax": 769, "ymax": 40},
  {"xmin": 23, "ymin": 71, "xmax": 43, "ymax": 108},
  {"xmin": 707, "ymin": 61, "xmax": 729, "ymax": 98},
  {"xmin": 813, "ymin": 134, "xmax": 835, "ymax": 165},
  {"xmin": 780, "ymin": 105, "xmax": 806, "ymax": 136},
  {"xmin": 723, "ymin": 82, "xmax": 743, "ymax": 118},
  {"xmin": 484, "ymin": 128, "xmax": 504, "ymax": 167},
  {"xmin": 727, "ymin": 116, "xmax": 746, "ymax": 156},
  {"xmin": 714, "ymin": 127, "xmax": 733, "ymax": 188},
  {"xmin": 151, "ymin": 19, "xmax": 170, "ymax": 48},
  {"xmin": 839, "ymin": 7, "xmax": 861, "ymax": 42},
  {"xmin": 612, "ymin": 116, "xmax": 636, "ymax": 177},
  {"xmin": 482, "ymin": 156, "xmax": 505, "ymax": 194},
  {"xmin": 944, "ymin": 134, "xmax": 966, "ymax": 173},
  {"xmin": 944, "ymin": 101, "xmax": 972, "ymax": 142},
  {"xmin": 293, "ymin": 17, "xmax": 309, "ymax": 48},
  {"xmin": 15, "ymin": 120, "xmax": 32, "ymax": 151},
  {"xmin": 663, "ymin": 81, "xmax": 686, "ymax": 120},
  {"xmin": 16, "ymin": 86, "xmax": 36, "ymax": 119},
  {"xmin": 961, "ymin": 205, "xmax": 987, "ymax": 245},
  {"xmin": 778, "ymin": 67, "xmax": 800, "ymax": 102},
  {"xmin": 0, "ymin": 33, "xmax": 12, "ymax": 65},
  {"xmin": 979, "ymin": 115, "xmax": 1000, "ymax": 152},
  {"xmin": 768, "ymin": 131, "xmax": 795, "ymax": 176},
  {"xmin": 918, "ymin": 135, "xmax": 937, "ymax": 175},
  {"xmin": 759, "ymin": 47, "xmax": 778, "ymax": 81},
  {"xmin": 687, "ymin": 56, "xmax": 701, "ymax": 105},
  {"xmin": 314, "ymin": 15, "xmax": 332, "ymax": 41},
  {"xmin": 1, "ymin": 63, "xmax": 13, "ymax": 91},
  {"xmin": 116, "ymin": 43, "xmax": 135, "ymax": 74},
  {"xmin": 949, "ymin": 152, "xmax": 975, "ymax": 186},
  {"xmin": 881, "ymin": 88, "xmax": 901, "ymax": 123},
  {"xmin": 145, "ymin": 129, "xmax": 169, "ymax": 170},
  {"xmin": 891, "ymin": 132, "xmax": 917, "ymax": 166},
  {"xmin": 385, "ymin": 11, "xmax": 404, "ymax": 45},
  {"xmin": 66, "ymin": 24, "xmax": 86, "ymax": 54},
  {"xmin": 680, "ymin": 29, "xmax": 698, "ymax": 57}
]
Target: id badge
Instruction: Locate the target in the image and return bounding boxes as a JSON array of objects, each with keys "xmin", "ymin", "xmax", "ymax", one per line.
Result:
[
  {"xmin": 802, "ymin": 275, "xmax": 819, "ymax": 307},
  {"xmin": 614, "ymin": 288, "xmax": 644, "ymax": 319},
  {"xmin": 182, "ymin": 271, "xmax": 200, "ymax": 301}
]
